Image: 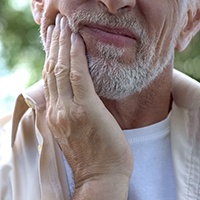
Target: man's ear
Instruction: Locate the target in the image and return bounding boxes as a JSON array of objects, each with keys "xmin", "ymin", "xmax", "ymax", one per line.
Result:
[
  {"xmin": 176, "ymin": 8, "xmax": 200, "ymax": 52},
  {"xmin": 31, "ymin": 0, "xmax": 44, "ymax": 25}
]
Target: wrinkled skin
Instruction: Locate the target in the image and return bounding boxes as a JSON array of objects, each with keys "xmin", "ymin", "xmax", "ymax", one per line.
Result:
[
  {"xmin": 43, "ymin": 14, "xmax": 133, "ymax": 199},
  {"xmin": 32, "ymin": 0, "xmax": 200, "ymax": 199}
]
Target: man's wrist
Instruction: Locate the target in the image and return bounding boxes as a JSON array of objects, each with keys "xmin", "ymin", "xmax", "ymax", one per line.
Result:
[{"xmin": 73, "ymin": 174, "xmax": 130, "ymax": 200}]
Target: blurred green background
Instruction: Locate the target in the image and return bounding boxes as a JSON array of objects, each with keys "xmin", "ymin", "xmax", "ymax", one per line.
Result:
[{"xmin": 0, "ymin": 0, "xmax": 200, "ymax": 115}]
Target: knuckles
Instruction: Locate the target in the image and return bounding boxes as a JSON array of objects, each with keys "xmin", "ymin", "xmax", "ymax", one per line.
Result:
[
  {"xmin": 69, "ymin": 105, "xmax": 89, "ymax": 125},
  {"xmin": 70, "ymin": 71, "xmax": 83, "ymax": 83},
  {"xmin": 54, "ymin": 64, "xmax": 69, "ymax": 76},
  {"xmin": 46, "ymin": 102, "xmax": 89, "ymax": 130},
  {"xmin": 45, "ymin": 59, "xmax": 57, "ymax": 73},
  {"xmin": 46, "ymin": 106, "xmax": 68, "ymax": 133}
]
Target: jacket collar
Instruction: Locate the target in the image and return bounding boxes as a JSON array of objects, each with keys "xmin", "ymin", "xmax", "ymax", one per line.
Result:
[
  {"xmin": 172, "ymin": 69, "xmax": 200, "ymax": 110},
  {"xmin": 22, "ymin": 80, "xmax": 46, "ymax": 110},
  {"xmin": 11, "ymin": 80, "xmax": 45, "ymax": 147}
]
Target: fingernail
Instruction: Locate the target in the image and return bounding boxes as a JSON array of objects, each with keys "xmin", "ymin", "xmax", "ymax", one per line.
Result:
[
  {"xmin": 47, "ymin": 25, "xmax": 53, "ymax": 39},
  {"xmin": 56, "ymin": 13, "xmax": 61, "ymax": 26},
  {"xmin": 71, "ymin": 33, "xmax": 77, "ymax": 44},
  {"xmin": 61, "ymin": 17, "xmax": 67, "ymax": 30}
]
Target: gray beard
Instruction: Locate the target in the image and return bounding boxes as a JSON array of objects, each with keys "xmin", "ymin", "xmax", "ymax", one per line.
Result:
[
  {"xmin": 87, "ymin": 44, "xmax": 155, "ymax": 100},
  {"xmin": 41, "ymin": 11, "xmax": 175, "ymax": 100},
  {"xmin": 86, "ymin": 42, "xmax": 173, "ymax": 100},
  {"xmin": 86, "ymin": 42, "xmax": 156, "ymax": 99},
  {"xmin": 67, "ymin": 11, "xmax": 174, "ymax": 100}
]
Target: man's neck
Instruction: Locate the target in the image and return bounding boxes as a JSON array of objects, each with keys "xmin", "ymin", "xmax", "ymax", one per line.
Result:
[{"xmin": 100, "ymin": 66, "xmax": 173, "ymax": 130}]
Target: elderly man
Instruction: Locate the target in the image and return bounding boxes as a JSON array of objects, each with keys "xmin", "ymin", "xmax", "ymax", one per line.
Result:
[{"xmin": 0, "ymin": 0, "xmax": 200, "ymax": 199}]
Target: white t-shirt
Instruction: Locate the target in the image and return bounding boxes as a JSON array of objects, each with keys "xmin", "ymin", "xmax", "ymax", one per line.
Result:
[
  {"xmin": 63, "ymin": 114, "xmax": 176, "ymax": 199},
  {"xmin": 124, "ymin": 113, "xmax": 176, "ymax": 199}
]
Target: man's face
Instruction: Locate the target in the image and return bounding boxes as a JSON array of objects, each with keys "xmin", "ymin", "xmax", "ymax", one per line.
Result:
[{"xmin": 40, "ymin": 0, "xmax": 183, "ymax": 100}]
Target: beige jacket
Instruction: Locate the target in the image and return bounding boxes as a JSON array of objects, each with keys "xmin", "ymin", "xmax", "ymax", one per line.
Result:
[{"xmin": 0, "ymin": 70, "xmax": 200, "ymax": 200}]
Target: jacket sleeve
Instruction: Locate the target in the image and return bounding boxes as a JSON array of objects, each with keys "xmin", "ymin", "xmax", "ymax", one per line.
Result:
[
  {"xmin": 0, "ymin": 106, "xmax": 41, "ymax": 200},
  {"xmin": 0, "ymin": 91, "xmax": 71, "ymax": 200}
]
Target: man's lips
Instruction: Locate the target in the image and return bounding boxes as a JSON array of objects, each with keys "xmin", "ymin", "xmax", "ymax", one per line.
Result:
[{"xmin": 80, "ymin": 24, "xmax": 137, "ymax": 47}]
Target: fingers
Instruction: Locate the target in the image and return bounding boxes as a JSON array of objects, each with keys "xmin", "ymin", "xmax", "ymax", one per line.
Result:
[
  {"xmin": 47, "ymin": 14, "xmax": 63, "ymax": 103},
  {"xmin": 43, "ymin": 13, "xmax": 96, "ymax": 107},
  {"xmin": 43, "ymin": 25, "xmax": 54, "ymax": 105},
  {"xmin": 70, "ymin": 33, "xmax": 95, "ymax": 103},
  {"xmin": 45, "ymin": 25, "xmax": 54, "ymax": 59},
  {"xmin": 44, "ymin": 14, "xmax": 63, "ymax": 105},
  {"xmin": 55, "ymin": 17, "xmax": 73, "ymax": 100},
  {"xmin": 49, "ymin": 13, "xmax": 62, "ymax": 61}
]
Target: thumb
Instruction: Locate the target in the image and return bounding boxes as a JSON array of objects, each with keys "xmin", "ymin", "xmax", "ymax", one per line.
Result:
[{"xmin": 70, "ymin": 33, "xmax": 96, "ymax": 103}]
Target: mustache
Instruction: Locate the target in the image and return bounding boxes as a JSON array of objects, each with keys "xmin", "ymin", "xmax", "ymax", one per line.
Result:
[
  {"xmin": 67, "ymin": 11, "xmax": 147, "ymax": 40},
  {"xmin": 40, "ymin": 10, "xmax": 149, "ymax": 51}
]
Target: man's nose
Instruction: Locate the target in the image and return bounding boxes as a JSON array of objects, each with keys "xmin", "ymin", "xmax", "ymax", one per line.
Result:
[{"xmin": 98, "ymin": 0, "xmax": 136, "ymax": 14}]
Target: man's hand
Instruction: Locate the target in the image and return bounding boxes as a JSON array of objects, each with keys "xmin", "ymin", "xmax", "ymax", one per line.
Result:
[{"xmin": 43, "ymin": 13, "xmax": 133, "ymax": 199}]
